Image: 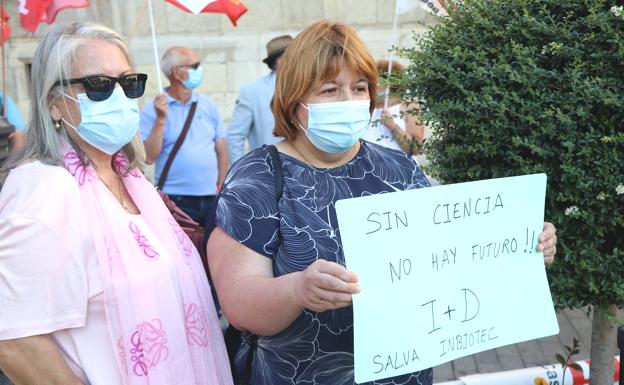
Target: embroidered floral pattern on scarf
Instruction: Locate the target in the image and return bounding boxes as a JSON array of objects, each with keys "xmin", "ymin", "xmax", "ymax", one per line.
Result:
[
  {"xmin": 62, "ymin": 147, "xmax": 233, "ymax": 385},
  {"xmin": 129, "ymin": 319, "xmax": 169, "ymax": 376}
]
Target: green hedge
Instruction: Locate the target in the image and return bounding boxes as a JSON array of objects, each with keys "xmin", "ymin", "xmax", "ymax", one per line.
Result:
[{"xmin": 397, "ymin": 0, "xmax": 624, "ymax": 308}]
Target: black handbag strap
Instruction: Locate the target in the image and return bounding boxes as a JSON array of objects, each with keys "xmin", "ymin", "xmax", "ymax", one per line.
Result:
[
  {"xmin": 240, "ymin": 144, "xmax": 283, "ymax": 385},
  {"xmin": 157, "ymin": 101, "xmax": 197, "ymax": 190},
  {"xmin": 266, "ymin": 144, "xmax": 283, "ymax": 201}
]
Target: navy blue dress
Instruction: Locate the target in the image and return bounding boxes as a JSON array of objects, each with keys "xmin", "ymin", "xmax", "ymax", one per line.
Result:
[{"xmin": 216, "ymin": 140, "xmax": 433, "ymax": 385}]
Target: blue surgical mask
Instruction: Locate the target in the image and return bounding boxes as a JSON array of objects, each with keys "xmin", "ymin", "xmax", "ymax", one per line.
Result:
[
  {"xmin": 300, "ymin": 99, "xmax": 371, "ymax": 153},
  {"xmin": 62, "ymin": 86, "xmax": 139, "ymax": 155},
  {"xmin": 182, "ymin": 66, "xmax": 203, "ymax": 90}
]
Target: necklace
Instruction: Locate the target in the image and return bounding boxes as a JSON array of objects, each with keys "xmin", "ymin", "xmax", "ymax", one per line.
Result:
[{"xmin": 98, "ymin": 174, "xmax": 129, "ymax": 210}]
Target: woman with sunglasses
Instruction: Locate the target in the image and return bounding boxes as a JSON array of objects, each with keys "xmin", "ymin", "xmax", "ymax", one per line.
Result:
[
  {"xmin": 207, "ymin": 21, "xmax": 558, "ymax": 385},
  {"xmin": 0, "ymin": 22, "xmax": 233, "ymax": 385}
]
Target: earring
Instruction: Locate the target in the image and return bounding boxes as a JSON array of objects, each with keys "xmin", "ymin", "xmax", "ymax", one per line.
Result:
[{"xmin": 53, "ymin": 120, "xmax": 62, "ymax": 130}]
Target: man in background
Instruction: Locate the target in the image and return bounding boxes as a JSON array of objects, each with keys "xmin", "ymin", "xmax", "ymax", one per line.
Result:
[
  {"xmin": 141, "ymin": 46, "xmax": 228, "ymax": 225},
  {"xmin": 226, "ymin": 35, "xmax": 293, "ymax": 163}
]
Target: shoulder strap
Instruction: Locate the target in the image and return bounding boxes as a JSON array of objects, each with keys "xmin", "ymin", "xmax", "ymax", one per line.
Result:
[
  {"xmin": 157, "ymin": 101, "xmax": 198, "ymax": 190},
  {"xmin": 202, "ymin": 144, "xmax": 283, "ymax": 250},
  {"xmin": 240, "ymin": 145, "xmax": 282, "ymax": 385},
  {"xmin": 266, "ymin": 144, "xmax": 283, "ymax": 200}
]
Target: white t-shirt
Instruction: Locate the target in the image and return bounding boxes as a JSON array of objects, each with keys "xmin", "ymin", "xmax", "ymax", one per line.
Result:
[
  {"xmin": 0, "ymin": 162, "xmax": 177, "ymax": 385},
  {"xmin": 363, "ymin": 104, "xmax": 405, "ymax": 152}
]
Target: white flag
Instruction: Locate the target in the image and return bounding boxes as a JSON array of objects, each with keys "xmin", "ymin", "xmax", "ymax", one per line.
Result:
[
  {"xmin": 396, "ymin": 0, "xmax": 448, "ymax": 16},
  {"xmin": 419, "ymin": 0, "xmax": 448, "ymax": 16},
  {"xmin": 172, "ymin": 0, "xmax": 218, "ymax": 14},
  {"xmin": 396, "ymin": 0, "xmax": 419, "ymax": 14}
]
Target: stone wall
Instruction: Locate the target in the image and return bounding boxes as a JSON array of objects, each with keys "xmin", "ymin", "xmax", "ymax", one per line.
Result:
[{"xmin": 3, "ymin": 0, "xmax": 437, "ymax": 123}]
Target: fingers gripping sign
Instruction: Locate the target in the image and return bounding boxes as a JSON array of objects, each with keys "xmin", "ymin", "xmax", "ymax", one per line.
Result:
[
  {"xmin": 537, "ymin": 221, "xmax": 557, "ymax": 266},
  {"xmin": 295, "ymin": 259, "xmax": 361, "ymax": 313}
]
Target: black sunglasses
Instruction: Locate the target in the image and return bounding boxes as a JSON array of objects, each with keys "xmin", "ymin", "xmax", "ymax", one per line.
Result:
[
  {"xmin": 53, "ymin": 73, "xmax": 148, "ymax": 102},
  {"xmin": 178, "ymin": 62, "xmax": 200, "ymax": 70}
]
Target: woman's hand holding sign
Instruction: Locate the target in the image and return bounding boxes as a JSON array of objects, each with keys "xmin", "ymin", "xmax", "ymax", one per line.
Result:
[
  {"xmin": 295, "ymin": 259, "xmax": 361, "ymax": 312},
  {"xmin": 539, "ymin": 222, "xmax": 557, "ymax": 265}
]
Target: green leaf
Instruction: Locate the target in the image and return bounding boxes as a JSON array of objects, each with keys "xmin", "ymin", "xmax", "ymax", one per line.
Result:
[{"xmin": 568, "ymin": 363, "xmax": 583, "ymax": 372}]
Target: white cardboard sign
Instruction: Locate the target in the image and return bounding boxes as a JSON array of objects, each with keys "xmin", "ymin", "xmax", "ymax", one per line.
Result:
[{"xmin": 335, "ymin": 174, "xmax": 559, "ymax": 383}]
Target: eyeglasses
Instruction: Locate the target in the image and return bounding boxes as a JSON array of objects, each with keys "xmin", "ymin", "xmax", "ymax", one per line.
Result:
[
  {"xmin": 178, "ymin": 62, "xmax": 200, "ymax": 70},
  {"xmin": 53, "ymin": 73, "xmax": 148, "ymax": 102}
]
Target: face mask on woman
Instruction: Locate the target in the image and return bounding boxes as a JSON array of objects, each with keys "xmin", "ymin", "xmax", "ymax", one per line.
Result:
[
  {"xmin": 62, "ymin": 86, "xmax": 139, "ymax": 155},
  {"xmin": 300, "ymin": 99, "xmax": 371, "ymax": 153},
  {"xmin": 182, "ymin": 66, "xmax": 204, "ymax": 90}
]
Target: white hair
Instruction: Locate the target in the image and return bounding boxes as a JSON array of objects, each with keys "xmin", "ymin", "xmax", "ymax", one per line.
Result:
[
  {"xmin": 161, "ymin": 46, "xmax": 188, "ymax": 79},
  {"xmin": 1, "ymin": 21, "xmax": 145, "ymax": 185}
]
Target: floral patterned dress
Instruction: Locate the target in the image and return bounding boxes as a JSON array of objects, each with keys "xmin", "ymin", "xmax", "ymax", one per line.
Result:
[{"xmin": 216, "ymin": 141, "xmax": 433, "ymax": 385}]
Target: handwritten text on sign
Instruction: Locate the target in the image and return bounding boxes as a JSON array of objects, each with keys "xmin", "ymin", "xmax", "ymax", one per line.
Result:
[{"xmin": 335, "ymin": 174, "xmax": 558, "ymax": 384}]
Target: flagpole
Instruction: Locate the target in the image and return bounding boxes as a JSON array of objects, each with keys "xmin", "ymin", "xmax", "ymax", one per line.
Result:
[
  {"xmin": 384, "ymin": 0, "xmax": 400, "ymax": 110},
  {"xmin": 147, "ymin": 0, "xmax": 163, "ymax": 91}
]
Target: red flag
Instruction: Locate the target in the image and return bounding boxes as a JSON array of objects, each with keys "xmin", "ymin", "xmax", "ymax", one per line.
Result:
[
  {"xmin": 19, "ymin": 0, "xmax": 89, "ymax": 33},
  {"xmin": 0, "ymin": 9, "xmax": 10, "ymax": 46},
  {"xmin": 167, "ymin": 0, "xmax": 247, "ymax": 26}
]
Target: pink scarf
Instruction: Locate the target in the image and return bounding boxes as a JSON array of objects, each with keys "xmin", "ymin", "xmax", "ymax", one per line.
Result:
[{"xmin": 63, "ymin": 148, "xmax": 233, "ymax": 385}]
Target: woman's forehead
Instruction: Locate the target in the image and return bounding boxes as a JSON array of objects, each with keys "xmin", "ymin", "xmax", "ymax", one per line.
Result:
[
  {"xmin": 319, "ymin": 61, "xmax": 368, "ymax": 82},
  {"xmin": 72, "ymin": 40, "xmax": 131, "ymax": 78}
]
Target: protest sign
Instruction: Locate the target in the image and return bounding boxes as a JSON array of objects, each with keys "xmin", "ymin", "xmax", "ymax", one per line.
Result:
[{"xmin": 335, "ymin": 173, "xmax": 558, "ymax": 384}]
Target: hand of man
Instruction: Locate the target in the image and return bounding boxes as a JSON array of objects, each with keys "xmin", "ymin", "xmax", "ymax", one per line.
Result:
[
  {"xmin": 380, "ymin": 109, "xmax": 398, "ymax": 131},
  {"xmin": 154, "ymin": 94, "xmax": 168, "ymax": 122}
]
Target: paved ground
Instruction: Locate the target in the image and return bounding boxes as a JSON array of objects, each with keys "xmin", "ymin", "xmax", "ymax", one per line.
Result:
[
  {"xmin": 1, "ymin": 307, "xmax": 619, "ymax": 384},
  {"xmin": 433, "ymin": 307, "xmax": 623, "ymax": 383}
]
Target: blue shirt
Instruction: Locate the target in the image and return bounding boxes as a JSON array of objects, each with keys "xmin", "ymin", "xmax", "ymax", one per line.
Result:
[
  {"xmin": 0, "ymin": 93, "xmax": 26, "ymax": 131},
  {"xmin": 140, "ymin": 92, "xmax": 225, "ymax": 196},
  {"xmin": 216, "ymin": 141, "xmax": 433, "ymax": 385},
  {"xmin": 226, "ymin": 72, "xmax": 280, "ymax": 163}
]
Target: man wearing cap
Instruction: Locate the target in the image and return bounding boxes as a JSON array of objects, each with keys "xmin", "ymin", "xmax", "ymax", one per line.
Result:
[
  {"xmin": 226, "ymin": 35, "xmax": 293, "ymax": 163},
  {"xmin": 141, "ymin": 46, "xmax": 228, "ymax": 225}
]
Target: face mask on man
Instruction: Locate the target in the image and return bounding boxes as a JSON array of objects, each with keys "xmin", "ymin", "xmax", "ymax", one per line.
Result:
[
  {"xmin": 61, "ymin": 86, "xmax": 139, "ymax": 155},
  {"xmin": 299, "ymin": 99, "xmax": 371, "ymax": 153},
  {"xmin": 182, "ymin": 66, "xmax": 204, "ymax": 90}
]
